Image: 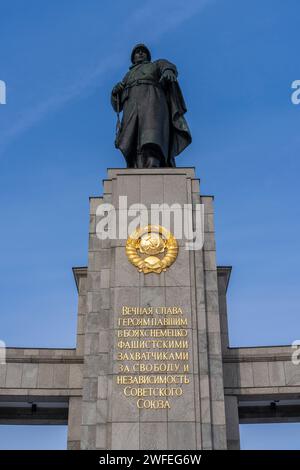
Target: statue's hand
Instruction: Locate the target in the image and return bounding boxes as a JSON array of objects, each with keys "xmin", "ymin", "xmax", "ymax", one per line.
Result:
[
  {"xmin": 159, "ymin": 70, "xmax": 177, "ymax": 84},
  {"xmin": 112, "ymin": 82, "xmax": 124, "ymax": 96}
]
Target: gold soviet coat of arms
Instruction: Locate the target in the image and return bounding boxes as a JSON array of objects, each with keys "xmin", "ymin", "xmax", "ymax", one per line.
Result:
[{"xmin": 126, "ymin": 225, "xmax": 178, "ymax": 274}]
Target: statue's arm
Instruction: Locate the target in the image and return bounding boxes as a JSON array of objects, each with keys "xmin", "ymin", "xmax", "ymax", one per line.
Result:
[
  {"xmin": 111, "ymin": 73, "xmax": 128, "ymax": 112},
  {"xmin": 156, "ymin": 59, "xmax": 178, "ymax": 83},
  {"xmin": 111, "ymin": 82, "xmax": 124, "ymax": 112}
]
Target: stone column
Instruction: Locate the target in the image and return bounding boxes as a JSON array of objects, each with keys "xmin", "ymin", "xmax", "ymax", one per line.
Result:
[
  {"xmin": 225, "ymin": 396, "xmax": 240, "ymax": 449},
  {"xmin": 81, "ymin": 168, "xmax": 227, "ymax": 450},
  {"xmin": 67, "ymin": 397, "xmax": 82, "ymax": 450}
]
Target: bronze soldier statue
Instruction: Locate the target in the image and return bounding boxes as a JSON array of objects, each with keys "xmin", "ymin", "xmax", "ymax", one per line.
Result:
[{"xmin": 111, "ymin": 44, "xmax": 192, "ymax": 168}]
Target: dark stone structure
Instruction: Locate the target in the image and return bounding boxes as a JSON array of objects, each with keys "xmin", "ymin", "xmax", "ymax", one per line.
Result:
[{"xmin": 111, "ymin": 44, "xmax": 191, "ymax": 168}]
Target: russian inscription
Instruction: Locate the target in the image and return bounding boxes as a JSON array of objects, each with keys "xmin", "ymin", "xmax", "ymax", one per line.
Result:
[{"xmin": 115, "ymin": 305, "xmax": 190, "ymax": 409}]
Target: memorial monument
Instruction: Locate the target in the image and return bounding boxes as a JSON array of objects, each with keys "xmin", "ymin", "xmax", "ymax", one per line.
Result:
[
  {"xmin": 0, "ymin": 45, "xmax": 299, "ymax": 451},
  {"xmin": 111, "ymin": 43, "xmax": 191, "ymax": 168}
]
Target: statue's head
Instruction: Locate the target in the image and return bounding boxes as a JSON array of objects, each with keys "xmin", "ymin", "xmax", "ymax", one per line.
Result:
[{"xmin": 131, "ymin": 44, "xmax": 151, "ymax": 64}]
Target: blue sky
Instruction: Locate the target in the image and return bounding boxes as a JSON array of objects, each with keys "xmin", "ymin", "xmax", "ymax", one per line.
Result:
[{"xmin": 0, "ymin": 0, "xmax": 300, "ymax": 449}]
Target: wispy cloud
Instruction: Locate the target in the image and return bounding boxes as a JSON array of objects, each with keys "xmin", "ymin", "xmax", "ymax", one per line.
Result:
[
  {"xmin": 123, "ymin": 0, "xmax": 213, "ymax": 40},
  {"xmin": 0, "ymin": 53, "xmax": 122, "ymax": 149},
  {"xmin": 0, "ymin": 0, "xmax": 214, "ymax": 155}
]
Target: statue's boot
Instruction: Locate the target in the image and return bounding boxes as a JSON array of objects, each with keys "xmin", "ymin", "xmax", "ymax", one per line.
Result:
[{"xmin": 138, "ymin": 144, "xmax": 163, "ymax": 168}]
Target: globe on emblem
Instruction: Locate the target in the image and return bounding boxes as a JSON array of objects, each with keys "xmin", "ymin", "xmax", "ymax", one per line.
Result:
[{"xmin": 138, "ymin": 233, "xmax": 166, "ymax": 256}]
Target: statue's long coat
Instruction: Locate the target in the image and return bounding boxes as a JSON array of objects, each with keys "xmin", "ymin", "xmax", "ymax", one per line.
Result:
[{"xmin": 111, "ymin": 59, "xmax": 191, "ymax": 167}]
